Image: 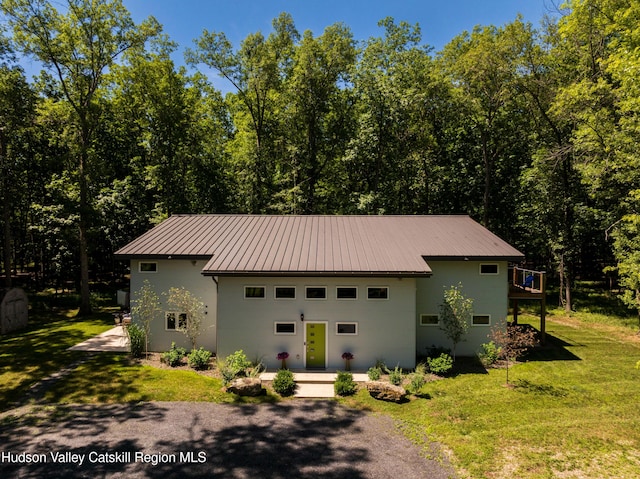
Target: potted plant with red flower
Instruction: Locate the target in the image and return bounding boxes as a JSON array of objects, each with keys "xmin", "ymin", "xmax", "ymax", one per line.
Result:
[
  {"xmin": 277, "ymin": 351, "xmax": 289, "ymax": 370},
  {"xmin": 342, "ymin": 352, "xmax": 354, "ymax": 371}
]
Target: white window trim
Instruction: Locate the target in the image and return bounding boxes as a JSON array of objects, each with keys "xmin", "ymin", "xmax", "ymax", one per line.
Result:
[
  {"xmin": 274, "ymin": 321, "xmax": 297, "ymax": 335},
  {"xmin": 138, "ymin": 261, "xmax": 158, "ymax": 273},
  {"xmin": 336, "ymin": 322, "xmax": 358, "ymax": 335},
  {"xmin": 367, "ymin": 286, "xmax": 389, "ymax": 300},
  {"xmin": 419, "ymin": 314, "xmax": 440, "ymax": 327},
  {"xmin": 472, "ymin": 314, "xmax": 492, "ymax": 326},
  {"xmin": 336, "ymin": 286, "xmax": 358, "ymax": 300},
  {"xmin": 165, "ymin": 311, "xmax": 187, "ymax": 331},
  {"xmin": 274, "ymin": 286, "xmax": 296, "ymax": 300},
  {"xmin": 305, "ymin": 286, "xmax": 327, "ymax": 300},
  {"xmin": 244, "ymin": 285, "xmax": 266, "ymax": 299},
  {"xmin": 479, "ymin": 263, "xmax": 499, "ymax": 275}
]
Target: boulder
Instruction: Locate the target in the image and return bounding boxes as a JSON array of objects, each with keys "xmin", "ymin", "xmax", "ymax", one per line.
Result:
[
  {"xmin": 366, "ymin": 381, "xmax": 407, "ymax": 403},
  {"xmin": 227, "ymin": 377, "xmax": 264, "ymax": 397},
  {"xmin": 1, "ymin": 288, "xmax": 28, "ymax": 335}
]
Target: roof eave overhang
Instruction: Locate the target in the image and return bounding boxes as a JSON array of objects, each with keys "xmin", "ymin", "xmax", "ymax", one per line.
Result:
[
  {"xmin": 422, "ymin": 255, "xmax": 525, "ymax": 262},
  {"xmin": 201, "ymin": 270, "xmax": 433, "ymax": 278},
  {"xmin": 114, "ymin": 254, "xmax": 213, "ymax": 261}
]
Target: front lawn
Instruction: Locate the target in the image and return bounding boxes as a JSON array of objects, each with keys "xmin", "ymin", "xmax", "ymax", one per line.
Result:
[
  {"xmin": 341, "ymin": 312, "xmax": 640, "ymax": 478},
  {"xmin": 0, "ymin": 305, "xmax": 114, "ymax": 409},
  {"xmin": 4, "ymin": 297, "xmax": 640, "ymax": 478},
  {"xmin": 43, "ymin": 352, "xmax": 277, "ymax": 404}
]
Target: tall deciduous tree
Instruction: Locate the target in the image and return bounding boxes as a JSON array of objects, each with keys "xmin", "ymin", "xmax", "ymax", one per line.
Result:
[
  {"xmin": 284, "ymin": 22, "xmax": 356, "ymax": 213},
  {"xmin": 348, "ymin": 18, "xmax": 443, "ymax": 214},
  {"xmin": 187, "ymin": 12, "xmax": 299, "ymax": 213},
  {"xmin": 1, "ymin": 0, "xmax": 159, "ymax": 313},
  {"xmin": 439, "ymin": 18, "xmax": 534, "ymax": 238},
  {"xmin": 0, "ymin": 41, "xmax": 35, "ymax": 287}
]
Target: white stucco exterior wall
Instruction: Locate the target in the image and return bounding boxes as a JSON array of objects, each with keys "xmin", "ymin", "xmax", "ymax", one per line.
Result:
[
  {"xmin": 129, "ymin": 259, "xmax": 217, "ymax": 352},
  {"xmin": 416, "ymin": 260, "xmax": 509, "ymax": 357},
  {"xmin": 216, "ymin": 276, "xmax": 417, "ymax": 371}
]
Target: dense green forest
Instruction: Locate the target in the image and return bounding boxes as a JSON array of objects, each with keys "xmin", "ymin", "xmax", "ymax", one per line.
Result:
[{"xmin": 0, "ymin": 0, "xmax": 639, "ymax": 317}]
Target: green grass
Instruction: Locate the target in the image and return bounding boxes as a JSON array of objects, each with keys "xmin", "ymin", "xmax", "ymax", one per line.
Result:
[
  {"xmin": 43, "ymin": 352, "xmax": 278, "ymax": 404},
  {"xmin": 4, "ymin": 287, "xmax": 640, "ymax": 477},
  {"xmin": 341, "ymin": 313, "xmax": 640, "ymax": 478},
  {"xmin": 0, "ymin": 305, "xmax": 114, "ymax": 409}
]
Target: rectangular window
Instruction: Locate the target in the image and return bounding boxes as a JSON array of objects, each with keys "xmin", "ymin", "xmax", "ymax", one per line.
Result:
[
  {"xmin": 336, "ymin": 286, "xmax": 358, "ymax": 300},
  {"xmin": 367, "ymin": 286, "xmax": 389, "ymax": 300},
  {"xmin": 420, "ymin": 314, "xmax": 440, "ymax": 326},
  {"xmin": 480, "ymin": 264, "xmax": 499, "ymax": 275},
  {"xmin": 305, "ymin": 286, "xmax": 327, "ymax": 300},
  {"xmin": 336, "ymin": 322, "xmax": 358, "ymax": 335},
  {"xmin": 166, "ymin": 312, "xmax": 187, "ymax": 331},
  {"xmin": 472, "ymin": 315, "xmax": 491, "ymax": 326},
  {"xmin": 244, "ymin": 286, "xmax": 266, "ymax": 299},
  {"xmin": 274, "ymin": 286, "xmax": 296, "ymax": 300},
  {"xmin": 274, "ymin": 322, "xmax": 296, "ymax": 335},
  {"xmin": 139, "ymin": 262, "xmax": 157, "ymax": 273}
]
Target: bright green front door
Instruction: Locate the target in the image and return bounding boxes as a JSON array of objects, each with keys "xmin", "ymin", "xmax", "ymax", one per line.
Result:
[{"xmin": 305, "ymin": 323, "xmax": 326, "ymax": 369}]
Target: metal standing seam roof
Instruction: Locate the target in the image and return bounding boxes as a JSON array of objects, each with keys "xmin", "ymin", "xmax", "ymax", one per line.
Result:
[{"xmin": 114, "ymin": 215, "xmax": 524, "ymax": 276}]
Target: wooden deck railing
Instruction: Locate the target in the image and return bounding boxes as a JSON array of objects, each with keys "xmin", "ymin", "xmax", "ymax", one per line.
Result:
[
  {"xmin": 510, "ymin": 266, "xmax": 545, "ymax": 294},
  {"xmin": 509, "ymin": 266, "xmax": 547, "ymax": 343}
]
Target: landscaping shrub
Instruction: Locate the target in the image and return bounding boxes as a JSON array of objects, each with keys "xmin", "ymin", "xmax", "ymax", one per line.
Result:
[
  {"xmin": 479, "ymin": 341, "xmax": 501, "ymax": 366},
  {"xmin": 161, "ymin": 342, "xmax": 187, "ymax": 367},
  {"xmin": 226, "ymin": 349, "xmax": 252, "ymax": 374},
  {"xmin": 428, "ymin": 353, "xmax": 453, "ymax": 376},
  {"xmin": 408, "ymin": 373, "xmax": 426, "ymax": 394},
  {"xmin": 415, "ymin": 362, "xmax": 428, "ymax": 375},
  {"xmin": 218, "ymin": 350, "xmax": 253, "ymax": 385},
  {"xmin": 127, "ymin": 323, "xmax": 145, "ymax": 358},
  {"xmin": 367, "ymin": 366, "xmax": 382, "ymax": 381},
  {"xmin": 334, "ymin": 371, "xmax": 357, "ymax": 396},
  {"xmin": 389, "ymin": 365, "xmax": 403, "ymax": 385},
  {"xmin": 188, "ymin": 347, "xmax": 212, "ymax": 370},
  {"xmin": 272, "ymin": 369, "xmax": 296, "ymax": 396}
]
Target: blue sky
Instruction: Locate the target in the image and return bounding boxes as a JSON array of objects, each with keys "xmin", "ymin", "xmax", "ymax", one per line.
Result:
[
  {"xmin": 121, "ymin": 0, "xmax": 560, "ymax": 92},
  {"xmin": 123, "ymin": 0, "xmax": 559, "ymax": 50},
  {"xmin": 13, "ymin": 1, "xmax": 561, "ymax": 91}
]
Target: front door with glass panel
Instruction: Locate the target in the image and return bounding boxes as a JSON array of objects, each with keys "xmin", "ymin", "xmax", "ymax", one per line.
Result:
[{"xmin": 305, "ymin": 322, "xmax": 326, "ymax": 369}]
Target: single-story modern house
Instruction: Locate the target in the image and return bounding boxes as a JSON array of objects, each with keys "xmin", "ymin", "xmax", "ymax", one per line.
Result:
[{"xmin": 115, "ymin": 215, "xmax": 524, "ymax": 370}]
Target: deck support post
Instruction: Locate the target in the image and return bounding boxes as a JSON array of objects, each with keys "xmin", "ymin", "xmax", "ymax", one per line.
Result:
[{"xmin": 540, "ymin": 273, "xmax": 546, "ymax": 344}]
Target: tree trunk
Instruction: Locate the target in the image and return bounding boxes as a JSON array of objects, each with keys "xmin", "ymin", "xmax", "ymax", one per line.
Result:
[
  {"xmin": 1, "ymin": 129, "xmax": 12, "ymax": 288},
  {"xmin": 77, "ymin": 145, "xmax": 92, "ymax": 315}
]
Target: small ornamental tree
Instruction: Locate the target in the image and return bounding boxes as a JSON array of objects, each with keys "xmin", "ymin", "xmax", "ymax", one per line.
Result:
[
  {"xmin": 131, "ymin": 280, "xmax": 161, "ymax": 358},
  {"xmin": 165, "ymin": 287, "xmax": 205, "ymax": 350},
  {"xmin": 490, "ymin": 323, "xmax": 538, "ymax": 385},
  {"xmin": 439, "ymin": 283, "xmax": 473, "ymax": 361}
]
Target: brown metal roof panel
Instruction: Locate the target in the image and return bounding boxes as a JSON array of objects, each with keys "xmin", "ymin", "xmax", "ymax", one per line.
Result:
[
  {"xmin": 221, "ymin": 216, "xmax": 260, "ymax": 270},
  {"xmin": 118, "ymin": 214, "xmax": 523, "ymax": 270}
]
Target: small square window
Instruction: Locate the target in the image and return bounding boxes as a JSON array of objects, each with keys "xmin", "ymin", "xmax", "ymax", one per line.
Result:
[
  {"xmin": 367, "ymin": 286, "xmax": 389, "ymax": 300},
  {"xmin": 305, "ymin": 286, "xmax": 327, "ymax": 299},
  {"xmin": 245, "ymin": 286, "xmax": 266, "ymax": 299},
  {"xmin": 420, "ymin": 314, "xmax": 439, "ymax": 326},
  {"xmin": 275, "ymin": 286, "xmax": 296, "ymax": 299},
  {"xmin": 336, "ymin": 287, "xmax": 358, "ymax": 300},
  {"xmin": 166, "ymin": 312, "xmax": 187, "ymax": 331},
  {"xmin": 139, "ymin": 262, "xmax": 157, "ymax": 273},
  {"xmin": 472, "ymin": 315, "xmax": 491, "ymax": 326},
  {"xmin": 336, "ymin": 322, "xmax": 357, "ymax": 335},
  {"xmin": 480, "ymin": 264, "xmax": 499, "ymax": 275},
  {"xmin": 274, "ymin": 322, "xmax": 296, "ymax": 335}
]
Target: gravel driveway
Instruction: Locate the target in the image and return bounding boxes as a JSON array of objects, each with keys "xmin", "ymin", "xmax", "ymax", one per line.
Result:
[{"xmin": 0, "ymin": 401, "xmax": 456, "ymax": 478}]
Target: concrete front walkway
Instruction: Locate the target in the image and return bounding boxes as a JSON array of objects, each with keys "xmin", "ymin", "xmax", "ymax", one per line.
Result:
[
  {"xmin": 68, "ymin": 326, "xmax": 129, "ymax": 352},
  {"xmin": 260, "ymin": 371, "xmax": 369, "ymax": 398}
]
